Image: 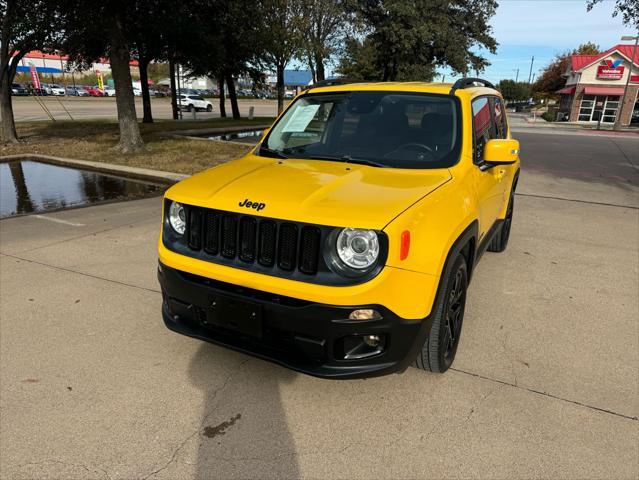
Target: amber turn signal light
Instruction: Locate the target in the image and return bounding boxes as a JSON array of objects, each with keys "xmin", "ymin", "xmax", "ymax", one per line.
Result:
[{"xmin": 400, "ymin": 230, "xmax": 410, "ymax": 260}]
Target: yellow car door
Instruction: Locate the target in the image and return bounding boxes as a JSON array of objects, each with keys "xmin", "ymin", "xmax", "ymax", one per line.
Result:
[{"xmin": 471, "ymin": 96, "xmax": 505, "ymax": 240}]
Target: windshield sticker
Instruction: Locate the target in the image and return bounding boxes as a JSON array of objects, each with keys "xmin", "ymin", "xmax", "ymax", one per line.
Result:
[{"xmin": 282, "ymin": 104, "xmax": 320, "ymax": 132}]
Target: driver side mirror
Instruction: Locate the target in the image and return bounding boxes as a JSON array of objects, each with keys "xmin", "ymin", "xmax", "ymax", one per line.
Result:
[
  {"xmin": 260, "ymin": 127, "xmax": 270, "ymax": 141},
  {"xmin": 482, "ymin": 139, "xmax": 519, "ymax": 167}
]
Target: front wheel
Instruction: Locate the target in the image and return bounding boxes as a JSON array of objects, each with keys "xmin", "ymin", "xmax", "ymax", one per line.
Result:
[
  {"xmin": 206, "ymin": 104, "xmax": 212, "ymax": 112},
  {"xmin": 414, "ymin": 253, "xmax": 468, "ymax": 373},
  {"xmin": 187, "ymin": 104, "xmax": 194, "ymax": 112}
]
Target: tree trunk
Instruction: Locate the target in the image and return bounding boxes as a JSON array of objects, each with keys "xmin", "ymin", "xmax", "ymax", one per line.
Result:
[
  {"xmin": 0, "ymin": 48, "xmax": 20, "ymax": 143},
  {"xmin": 276, "ymin": 62, "xmax": 285, "ymax": 114},
  {"xmin": 139, "ymin": 56, "xmax": 153, "ymax": 123},
  {"xmin": 110, "ymin": 21, "xmax": 144, "ymax": 153},
  {"xmin": 307, "ymin": 54, "xmax": 316, "ymax": 83},
  {"xmin": 314, "ymin": 53, "xmax": 325, "ymax": 82},
  {"xmin": 225, "ymin": 73, "xmax": 240, "ymax": 119},
  {"xmin": 0, "ymin": 73, "xmax": 17, "ymax": 143},
  {"xmin": 218, "ymin": 77, "xmax": 226, "ymax": 118},
  {"xmin": 169, "ymin": 57, "xmax": 178, "ymax": 120}
]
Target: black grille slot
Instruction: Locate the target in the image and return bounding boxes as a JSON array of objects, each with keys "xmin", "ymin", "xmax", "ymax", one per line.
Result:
[
  {"xmin": 188, "ymin": 209, "xmax": 202, "ymax": 250},
  {"xmin": 299, "ymin": 227, "xmax": 321, "ymax": 274},
  {"xmin": 239, "ymin": 217, "xmax": 257, "ymax": 262},
  {"xmin": 204, "ymin": 212, "xmax": 221, "ymax": 254},
  {"xmin": 278, "ymin": 223, "xmax": 298, "ymax": 271},
  {"xmin": 221, "ymin": 214, "xmax": 238, "ymax": 258},
  {"xmin": 258, "ymin": 220, "xmax": 277, "ymax": 267},
  {"xmin": 176, "ymin": 206, "xmax": 328, "ymax": 278}
]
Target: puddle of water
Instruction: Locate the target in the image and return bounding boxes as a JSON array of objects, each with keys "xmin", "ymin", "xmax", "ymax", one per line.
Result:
[
  {"xmin": 0, "ymin": 160, "xmax": 164, "ymax": 218},
  {"xmin": 206, "ymin": 130, "xmax": 264, "ymax": 144}
]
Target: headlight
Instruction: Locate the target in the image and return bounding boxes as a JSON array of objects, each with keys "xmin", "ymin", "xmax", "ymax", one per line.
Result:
[
  {"xmin": 336, "ymin": 228, "xmax": 380, "ymax": 269},
  {"xmin": 168, "ymin": 201, "xmax": 186, "ymax": 235}
]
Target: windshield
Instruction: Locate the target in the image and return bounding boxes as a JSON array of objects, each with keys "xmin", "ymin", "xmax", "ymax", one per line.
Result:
[{"xmin": 261, "ymin": 91, "xmax": 461, "ymax": 169}]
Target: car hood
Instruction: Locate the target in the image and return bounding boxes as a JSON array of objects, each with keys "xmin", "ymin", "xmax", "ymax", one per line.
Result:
[{"xmin": 166, "ymin": 154, "xmax": 451, "ymax": 230}]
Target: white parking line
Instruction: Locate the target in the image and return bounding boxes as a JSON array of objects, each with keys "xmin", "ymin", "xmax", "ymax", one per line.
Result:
[{"xmin": 33, "ymin": 215, "xmax": 85, "ymax": 227}]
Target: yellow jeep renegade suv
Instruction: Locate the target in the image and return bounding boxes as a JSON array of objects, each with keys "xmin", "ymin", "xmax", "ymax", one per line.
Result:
[{"xmin": 157, "ymin": 78, "xmax": 520, "ymax": 378}]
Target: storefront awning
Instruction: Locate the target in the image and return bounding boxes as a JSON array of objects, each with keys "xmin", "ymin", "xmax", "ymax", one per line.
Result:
[
  {"xmin": 584, "ymin": 86, "xmax": 625, "ymax": 96},
  {"xmin": 557, "ymin": 86, "xmax": 576, "ymax": 95}
]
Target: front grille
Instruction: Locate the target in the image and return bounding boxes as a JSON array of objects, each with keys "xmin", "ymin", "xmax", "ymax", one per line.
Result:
[{"xmin": 186, "ymin": 206, "xmax": 321, "ymax": 276}]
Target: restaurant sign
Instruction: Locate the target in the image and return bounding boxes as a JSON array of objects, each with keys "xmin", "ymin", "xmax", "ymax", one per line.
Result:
[{"xmin": 596, "ymin": 59, "xmax": 624, "ymax": 80}]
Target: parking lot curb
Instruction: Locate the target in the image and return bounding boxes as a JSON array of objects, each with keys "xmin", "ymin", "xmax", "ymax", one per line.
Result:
[{"xmin": 0, "ymin": 154, "xmax": 188, "ymax": 184}]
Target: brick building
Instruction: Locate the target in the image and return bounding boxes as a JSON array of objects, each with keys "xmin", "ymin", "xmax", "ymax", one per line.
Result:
[{"xmin": 557, "ymin": 44, "xmax": 638, "ymax": 126}]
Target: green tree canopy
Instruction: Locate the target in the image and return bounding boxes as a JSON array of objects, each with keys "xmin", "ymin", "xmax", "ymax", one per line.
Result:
[
  {"xmin": 497, "ymin": 79, "xmax": 532, "ymax": 102},
  {"xmin": 587, "ymin": 0, "xmax": 639, "ymax": 29},
  {"xmin": 337, "ymin": 0, "xmax": 498, "ymax": 81}
]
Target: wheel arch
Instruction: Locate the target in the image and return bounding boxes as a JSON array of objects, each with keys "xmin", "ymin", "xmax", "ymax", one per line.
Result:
[{"xmin": 444, "ymin": 220, "xmax": 478, "ymax": 285}]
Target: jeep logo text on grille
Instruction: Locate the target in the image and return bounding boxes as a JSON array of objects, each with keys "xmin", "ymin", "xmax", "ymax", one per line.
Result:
[{"xmin": 239, "ymin": 198, "xmax": 266, "ymax": 211}]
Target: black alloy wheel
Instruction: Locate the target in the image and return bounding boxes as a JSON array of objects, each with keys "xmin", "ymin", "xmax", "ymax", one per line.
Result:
[{"xmin": 414, "ymin": 253, "xmax": 468, "ymax": 373}]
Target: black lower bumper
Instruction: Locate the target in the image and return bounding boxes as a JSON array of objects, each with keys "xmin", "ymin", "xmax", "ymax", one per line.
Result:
[{"xmin": 158, "ymin": 263, "xmax": 433, "ymax": 379}]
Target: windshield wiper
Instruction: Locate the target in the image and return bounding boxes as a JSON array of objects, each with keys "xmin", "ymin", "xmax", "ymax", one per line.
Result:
[
  {"xmin": 305, "ymin": 154, "xmax": 387, "ymax": 168},
  {"xmin": 258, "ymin": 145, "xmax": 289, "ymax": 159}
]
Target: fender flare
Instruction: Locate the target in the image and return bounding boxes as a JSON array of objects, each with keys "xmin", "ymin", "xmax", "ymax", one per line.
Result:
[{"xmin": 438, "ymin": 220, "xmax": 479, "ymax": 299}]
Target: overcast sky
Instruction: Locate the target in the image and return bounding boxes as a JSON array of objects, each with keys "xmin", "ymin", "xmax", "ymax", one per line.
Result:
[{"xmin": 445, "ymin": 0, "xmax": 637, "ymax": 83}]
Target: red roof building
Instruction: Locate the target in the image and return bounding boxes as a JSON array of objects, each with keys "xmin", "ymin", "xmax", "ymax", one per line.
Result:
[{"xmin": 558, "ymin": 44, "xmax": 638, "ymax": 126}]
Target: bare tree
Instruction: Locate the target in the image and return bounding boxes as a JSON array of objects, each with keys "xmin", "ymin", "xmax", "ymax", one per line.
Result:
[{"xmin": 261, "ymin": 0, "xmax": 306, "ymax": 113}]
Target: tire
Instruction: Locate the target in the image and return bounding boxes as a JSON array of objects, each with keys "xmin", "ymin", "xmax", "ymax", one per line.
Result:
[
  {"xmin": 487, "ymin": 193, "xmax": 514, "ymax": 253},
  {"xmin": 187, "ymin": 104, "xmax": 194, "ymax": 112},
  {"xmin": 206, "ymin": 104, "xmax": 212, "ymax": 112},
  {"xmin": 414, "ymin": 253, "xmax": 468, "ymax": 373}
]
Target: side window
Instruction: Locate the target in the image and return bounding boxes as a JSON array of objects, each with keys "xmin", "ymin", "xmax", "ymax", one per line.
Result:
[
  {"xmin": 492, "ymin": 97, "xmax": 507, "ymax": 139},
  {"xmin": 472, "ymin": 97, "xmax": 491, "ymax": 163}
]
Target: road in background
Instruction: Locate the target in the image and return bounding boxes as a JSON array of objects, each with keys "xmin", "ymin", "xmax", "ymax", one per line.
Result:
[
  {"xmin": 11, "ymin": 96, "xmax": 279, "ymax": 122},
  {"xmin": 1, "ymin": 131, "xmax": 638, "ymax": 479}
]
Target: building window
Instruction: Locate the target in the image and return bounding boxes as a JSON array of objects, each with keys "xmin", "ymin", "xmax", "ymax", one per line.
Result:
[{"xmin": 578, "ymin": 95, "xmax": 619, "ymax": 123}]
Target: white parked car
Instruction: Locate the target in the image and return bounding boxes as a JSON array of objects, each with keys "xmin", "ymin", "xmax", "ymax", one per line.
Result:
[
  {"xmin": 48, "ymin": 84, "xmax": 66, "ymax": 96},
  {"xmin": 178, "ymin": 94, "xmax": 213, "ymax": 112},
  {"xmin": 103, "ymin": 86, "xmax": 116, "ymax": 97},
  {"xmin": 133, "ymin": 88, "xmax": 142, "ymax": 96}
]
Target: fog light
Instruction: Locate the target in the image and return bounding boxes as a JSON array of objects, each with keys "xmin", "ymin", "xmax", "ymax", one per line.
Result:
[
  {"xmin": 349, "ymin": 309, "xmax": 382, "ymax": 320},
  {"xmin": 363, "ymin": 334, "xmax": 381, "ymax": 347}
]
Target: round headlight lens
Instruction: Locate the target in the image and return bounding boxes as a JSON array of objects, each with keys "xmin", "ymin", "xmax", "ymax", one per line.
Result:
[
  {"xmin": 168, "ymin": 201, "xmax": 186, "ymax": 235},
  {"xmin": 336, "ymin": 228, "xmax": 380, "ymax": 269}
]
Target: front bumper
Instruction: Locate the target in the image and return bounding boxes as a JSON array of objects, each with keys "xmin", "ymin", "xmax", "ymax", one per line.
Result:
[{"xmin": 158, "ymin": 263, "xmax": 433, "ymax": 379}]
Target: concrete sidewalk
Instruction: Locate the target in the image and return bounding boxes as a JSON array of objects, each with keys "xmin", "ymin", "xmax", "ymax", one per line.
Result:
[{"xmin": 1, "ymin": 161, "xmax": 638, "ymax": 477}]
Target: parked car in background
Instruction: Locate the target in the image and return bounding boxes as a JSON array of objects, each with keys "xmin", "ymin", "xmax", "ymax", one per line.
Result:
[
  {"xmin": 133, "ymin": 87, "xmax": 142, "ymax": 96},
  {"xmin": 178, "ymin": 94, "xmax": 213, "ymax": 112},
  {"xmin": 103, "ymin": 86, "xmax": 116, "ymax": 97},
  {"xmin": 48, "ymin": 84, "xmax": 66, "ymax": 96},
  {"xmin": 66, "ymin": 86, "xmax": 89, "ymax": 96},
  {"xmin": 11, "ymin": 83, "xmax": 29, "ymax": 96},
  {"xmin": 83, "ymin": 85, "xmax": 104, "ymax": 97}
]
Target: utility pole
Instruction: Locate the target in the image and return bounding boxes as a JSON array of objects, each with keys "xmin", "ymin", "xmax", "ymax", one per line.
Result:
[
  {"xmin": 615, "ymin": 35, "xmax": 639, "ymax": 131},
  {"xmin": 528, "ymin": 56, "xmax": 535, "ymax": 83},
  {"xmin": 513, "ymin": 68, "xmax": 519, "ymax": 82}
]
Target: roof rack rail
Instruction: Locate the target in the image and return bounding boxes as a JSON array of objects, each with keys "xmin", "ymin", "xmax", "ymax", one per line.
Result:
[
  {"xmin": 450, "ymin": 77, "xmax": 495, "ymax": 95},
  {"xmin": 305, "ymin": 78, "xmax": 366, "ymax": 90}
]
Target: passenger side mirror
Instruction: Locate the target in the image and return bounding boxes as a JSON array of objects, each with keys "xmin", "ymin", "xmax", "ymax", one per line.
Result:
[{"xmin": 481, "ymin": 139, "xmax": 519, "ymax": 169}]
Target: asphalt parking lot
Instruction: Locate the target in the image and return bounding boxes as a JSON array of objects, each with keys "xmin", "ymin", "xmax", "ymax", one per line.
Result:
[{"xmin": 1, "ymin": 131, "xmax": 637, "ymax": 479}]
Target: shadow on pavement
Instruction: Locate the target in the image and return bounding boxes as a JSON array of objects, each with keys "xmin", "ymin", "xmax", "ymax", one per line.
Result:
[{"xmin": 189, "ymin": 344, "xmax": 299, "ymax": 479}]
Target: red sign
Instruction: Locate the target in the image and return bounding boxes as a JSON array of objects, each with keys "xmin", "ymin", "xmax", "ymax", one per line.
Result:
[
  {"xmin": 631, "ymin": 74, "xmax": 639, "ymax": 83},
  {"xmin": 597, "ymin": 59, "xmax": 624, "ymax": 80},
  {"xmin": 29, "ymin": 64, "xmax": 40, "ymax": 90}
]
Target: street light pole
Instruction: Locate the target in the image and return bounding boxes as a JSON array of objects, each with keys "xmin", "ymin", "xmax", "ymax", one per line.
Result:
[{"xmin": 615, "ymin": 34, "xmax": 639, "ymax": 131}]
